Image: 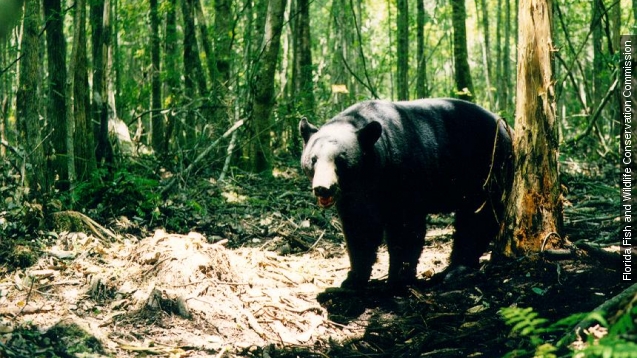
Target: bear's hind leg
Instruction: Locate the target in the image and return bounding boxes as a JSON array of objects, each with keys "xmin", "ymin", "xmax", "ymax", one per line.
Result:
[{"xmin": 447, "ymin": 205, "xmax": 500, "ymax": 277}]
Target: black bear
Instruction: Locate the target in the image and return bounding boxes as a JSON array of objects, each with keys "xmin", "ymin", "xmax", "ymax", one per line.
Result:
[{"xmin": 299, "ymin": 98, "xmax": 513, "ymax": 289}]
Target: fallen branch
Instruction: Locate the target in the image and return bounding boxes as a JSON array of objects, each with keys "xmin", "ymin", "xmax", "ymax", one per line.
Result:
[
  {"xmin": 51, "ymin": 210, "xmax": 118, "ymax": 242},
  {"xmin": 160, "ymin": 120, "xmax": 244, "ymax": 195},
  {"xmin": 575, "ymin": 241, "xmax": 633, "ymax": 267},
  {"xmin": 560, "ymin": 283, "xmax": 637, "ymax": 346}
]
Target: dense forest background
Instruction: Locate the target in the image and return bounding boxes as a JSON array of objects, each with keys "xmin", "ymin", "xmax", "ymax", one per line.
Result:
[
  {"xmin": 0, "ymin": 0, "xmax": 636, "ymax": 356},
  {"xmin": 0, "ymin": 0, "xmax": 633, "ymax": 198}
]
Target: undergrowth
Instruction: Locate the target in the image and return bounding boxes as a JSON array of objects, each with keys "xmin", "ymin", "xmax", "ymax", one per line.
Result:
[{"xmin": 500, "ymin": 303, "xmax": 637, "ymax": 358}]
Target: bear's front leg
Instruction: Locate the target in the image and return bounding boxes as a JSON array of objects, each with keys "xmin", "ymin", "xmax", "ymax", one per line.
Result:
[
  {"xmin": 338, "ymin": 208, "xmax": 384, "ymax": 290},
  {"xmin": 385, "ymin": 218, "xmax": 426, "ymax": 288}
]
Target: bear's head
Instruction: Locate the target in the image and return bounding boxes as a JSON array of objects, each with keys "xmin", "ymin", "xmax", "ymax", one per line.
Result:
[{"xmin": 299, "ymin": 117, "xmax": 382, "ymax": 208}]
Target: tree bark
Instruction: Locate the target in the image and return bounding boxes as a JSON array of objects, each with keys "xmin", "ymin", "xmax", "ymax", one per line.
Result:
[
  {"xmin": 214, "ymin": 0, "xmax": 232, "ymax": 84},
  {"xmin": 291, "ymin": 0, "xmax": 315, "ymax": 117},
  {"xmin": 149, "ymin": 0, "xmax": 164, "ymax": 154},
  {"xmin": 16, "ymin": 0, "xmax": 45, "ymax": 194},
  {"xmin": 182, "ymin": 0, "xmax": 201, "ymax": 144},
  {"xmin": 249, "ymin": 0, "xmax": 287, "ymax": 174},
  {"xmin": 44, "ymin": 0, "xmax": 68, "ymax": 190},
  {"xmin": 164, "ymin": 0, "xmax": 180, "ymax": 152},
  {"xmin": 194, "ymin": 0, "xmax": 216, "ymax": 86},
  {"xmin": 495, "ymin": 0, "xmax": 563, "ymax": 257},
  {"xmin": 396, "ymin": 0, "xmax": 409, "ymax": 100},
  {"xmin": 72, "ymin": 0, "xmax": 97, "ymax": 181},
  {"xmin": 450, "ymin": 0, "xmax": 474, "ymax": 101},
  {"xmin": 331, "ymin": 0, "xmax": 356, "ymax": 102},
  {"xmin": 91, "ymin": 0, "xmax": 114, "ymax": 164},
  {"xmin": 182, "ymin": 0, "xmax": 209, "ymax": 144}
]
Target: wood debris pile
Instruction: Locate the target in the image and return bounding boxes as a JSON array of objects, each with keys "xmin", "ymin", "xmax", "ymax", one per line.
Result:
[{"xmin": 0, "ymin": 229, "xmax": 372, "ymax": 356}]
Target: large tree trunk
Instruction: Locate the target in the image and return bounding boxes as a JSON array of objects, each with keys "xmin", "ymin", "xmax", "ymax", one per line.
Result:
[
  {"xmin": 182, "ymin": 0, "xmax": 199, "ymax": 145},
  {"xmin": 396, "ymin": 0, "xmax": 408, "ymax": 100},
  {"xmin": 16, "ymin": 0, "xmax": 45, "ymax": 194},
  {"xmin": 249, "ymin": 0, "xmax": 287, "ymax": 174},
  {"xmin": 450, "ymin": 0, "xmax": 474, "ymax": 101},
  {"xmin": 291, "ymin": 0, "xmax": 314, "ymax": 117},
  {"xmin": 214, "ymin": 0, "xmax": 232, "ymax": 84},
  {"xmin": 44, "ymin": 0, "xmax": 68, "ymax": 190},
  {"xmin": 289, "ymin": 0, "xmax": 314, "ymax": 153},
  {"xmin": 72, "ymin": 0, "xmax": 97, "ymax": 181},
  {"xmin": 495, "ymin": 0, "xmax": 563, "ymax": 257},
  {"xmin": 91, "ymin": 0, "xmax": 114, "ymax": 164}
]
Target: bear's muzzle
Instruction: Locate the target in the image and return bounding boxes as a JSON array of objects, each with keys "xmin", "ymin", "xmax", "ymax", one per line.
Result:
[{"xmin": 313, "ymin": 185, "xmax": 337, "ymax": 208}]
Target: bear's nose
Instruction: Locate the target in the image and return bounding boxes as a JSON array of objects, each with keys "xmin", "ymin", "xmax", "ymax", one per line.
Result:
[{"xmin": 313, "ymin": 185, "xmax": 335, "ymax": 197}]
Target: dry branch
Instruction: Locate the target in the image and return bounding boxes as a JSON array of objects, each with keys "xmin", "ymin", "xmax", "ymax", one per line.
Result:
[{"xmin": 51, "ymin": 210, "xmax": 118, "ymax": 242}]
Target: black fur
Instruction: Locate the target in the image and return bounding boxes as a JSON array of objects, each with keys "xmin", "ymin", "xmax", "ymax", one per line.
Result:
[{"xmin": 300, "ymin": 98, "xmax": 513, "ymax": 289}]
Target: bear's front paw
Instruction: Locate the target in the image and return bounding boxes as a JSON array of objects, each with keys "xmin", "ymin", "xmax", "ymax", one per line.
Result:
[{"xmin": 340, "ymin": 272, "xmax": 368, "ymax": 290}]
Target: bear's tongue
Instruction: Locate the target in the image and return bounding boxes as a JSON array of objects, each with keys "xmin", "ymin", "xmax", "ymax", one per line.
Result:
[{"xmin": 317, "ymin": 196, "xmax": 334, "ymax": 208}]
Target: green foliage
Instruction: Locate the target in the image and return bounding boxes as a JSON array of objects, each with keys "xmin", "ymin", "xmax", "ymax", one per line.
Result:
[
  {"xmin": 68, "ymin": 167, "xmax": 160, "ymax": 221},
  {"xmin": 0, "ymin": 321, "xmax": 104, "ymax": 357},
  {"xmin": 0, "ymin": 161, "xmax": 47, "ymax": 271},
  {"xmin": 500, "ymin": 305, "xmax": 637, "ymax": 358}
]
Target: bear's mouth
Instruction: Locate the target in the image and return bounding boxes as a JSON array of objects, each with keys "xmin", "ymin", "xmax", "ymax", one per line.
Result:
[{"xmin": 317, "ymin": 196, "xmax": 335, "ymax": 208}]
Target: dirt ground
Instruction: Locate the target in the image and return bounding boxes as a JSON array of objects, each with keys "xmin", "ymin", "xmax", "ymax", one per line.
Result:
[{"xmin": 0, "ymin": 164, "xmax": 633, "ymax": 357}]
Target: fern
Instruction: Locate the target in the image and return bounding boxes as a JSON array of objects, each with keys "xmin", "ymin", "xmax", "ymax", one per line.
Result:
[
  {"xmin": 501, "ymin": 306, "xmax": 550, "ymax": 336},
  {"xmin": 500, "ymin": 305, "xmax": 637, "ymax": 358}
]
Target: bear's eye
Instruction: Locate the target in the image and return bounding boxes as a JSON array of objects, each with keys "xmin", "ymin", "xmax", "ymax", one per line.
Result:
[
  {"xmin": 311, "ymin": 156, "xmax": 317, "ymax": 166},
  {"xmin": 334, "ymin": 153, "xmax": 347, "ymax": 167}
]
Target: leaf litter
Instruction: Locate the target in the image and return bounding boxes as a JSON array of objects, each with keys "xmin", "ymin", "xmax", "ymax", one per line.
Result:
[{"xmin": 0, "ymin": 160, "xmax": 631, "ymax": 357}]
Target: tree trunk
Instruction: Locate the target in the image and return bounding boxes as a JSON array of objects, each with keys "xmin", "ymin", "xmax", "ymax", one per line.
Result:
[
  {"xmin": 16, "ymin": 0, "xmax": 45, "ymax": 194},
  {"xmin": 477, "ymin": 0, "xmax": 493, "ymax": 107},
  {"xmin": 495, "ymin": 0, "xmax": 563, "ymax": 257},
  {"xmin": 249, "ymin": 0, "xmax": 287, "ymax": 174},
  {"xmin": 72, "ymin": 0, "xmax": 97, "ymax": 181},
  {"xmin": 450, "ymin": 0, "xmax": 474, "ymax": 101},
  {"xmin": 194, "ymin": 0, "xmax": 216, "ymax": 86},
  {"xmin": 331, "ymin": 0, "xmax": 355, "ymax": 103},
  {"xmin": 215, "ymin": 0, "xmax": 232, "ymax": 84},
  {"xmin": 164, "ymin": 0, "xmax": 180, "ymax": 153},
  {"xmin": 291, "ymin": 0, "xmax": 314, "ymax": 117},
  {"xmin": 182, "ymin": 0, "xmax": 209, "ymax": 144},
  {"xmin": 44, "ymin": 0, "xmax": 69, "ymax": 190},
  {"xmin": 91, "ymin": 0, "xmax": 114, "ymax": 164},
  {"xmin": 496, "ymin": 0, "xmax": 512, "ymax": 113},
  {"xmin": 396, "ymin": 0, "xmax": 409, "ymax": 100},
  {"xmin": 416, "ymin": 0, "xmax": 427, "ymax": 98},
  {"xmin": 196, "ymin": 0, "xmax": 228, "ymax": 136},
  {"xmin": 149, "ymin": 0, "xmax": 164, "ymax": 154},
  {"xmin": 182, "ymin": 0, "xmax": 200, "ymax": 144}
]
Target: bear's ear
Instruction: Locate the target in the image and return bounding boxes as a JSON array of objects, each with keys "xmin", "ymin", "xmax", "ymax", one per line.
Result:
[
  {"xmin": 357, "ymin": 121, "xmax": 382, "ymax": 149},
  {"xmin": 299, "ymin": 117, "xmax": 318, "ymax": 144}
]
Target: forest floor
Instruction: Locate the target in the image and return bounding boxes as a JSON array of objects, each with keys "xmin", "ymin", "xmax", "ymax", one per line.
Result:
[{"xmin": 0, "ymin": 159, "xmax": 633, "ymax": 357}]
